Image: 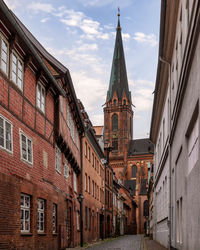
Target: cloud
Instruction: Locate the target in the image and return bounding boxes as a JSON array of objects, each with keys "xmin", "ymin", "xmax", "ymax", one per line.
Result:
[
  {"xmin": 132, "ymin": 87, "xmax": 153, "ymax": 111},
  {"xmin": 129, "ymin": 79, "xmax": 154, "ymax": 88},
  {"xmin": 122, "ymin": 33, "xmax": 130, "ymax": 41},
  {"xmin": 91, "ymin": 114, "xmax": 104, "ymax": 126},
  {"xmin": 3, "ymin": 0, "xmax": 25, "ymax": 10},
  {"xmin": 40, "ymin": 17, "xmax": 49, "ymax": 23},
  {"xmin": 133, "ymin": 32, "xmax": 158, "ymax": 47},
  {"xmin": 28, "ymin": 2, "xmax": 54, "ymax": 13}
]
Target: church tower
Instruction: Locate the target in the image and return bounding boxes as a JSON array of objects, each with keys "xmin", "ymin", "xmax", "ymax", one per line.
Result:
[{"xmin": 104, "ymin": 12, "xmax": 133, "ymax": 178}]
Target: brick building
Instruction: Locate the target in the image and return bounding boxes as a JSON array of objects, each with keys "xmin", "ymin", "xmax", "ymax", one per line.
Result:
[
  {"xmin": 103, "ymin": 13, "xmax": 154, "ymax": 235},
  {"xmin": 78, "ymin": 100, "xmax": 105, "ymax": 243},
  {"xmin": 0, "ymin": 1, "xmax": 84, "ymax": 249}
]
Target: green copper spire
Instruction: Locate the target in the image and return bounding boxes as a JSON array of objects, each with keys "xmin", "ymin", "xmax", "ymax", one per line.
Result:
[{"xmin": 107, "ymin": 11, "xmax": 131, "ymax": 102}]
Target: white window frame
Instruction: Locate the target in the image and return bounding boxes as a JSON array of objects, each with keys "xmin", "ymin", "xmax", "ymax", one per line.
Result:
[
  {"xmin": 37, "ymin": 199, "xmax": 45, "ymax": 233},
  {"xmin": 76, "ymin": 211, "xmax": 80, "ymax": 231},
  {"xmin": 0, "ymin": 114, "xmax": 13, "ymax": 153},
  {"xmin": 55, "ymin": 145, "xmax": 61, "ymax": 174},
  {"xmin": 188, "ymin": 115, "xmax": 199, "ymax": 174},
  {"xmin": 0, "ymin": 34, "xmax": 9, "ymax": 75},
  {"xmin": 36, "ymin": 82, "xmax": 45, "ymax": 113},
  {"xmin": 73, "ymin": 171, "xmax": 77, "ymax": 193},
  {"xmin": 20, "ymin": 130, "xmax": 33, "ymax": 165},
  {"xmin": 11, "ymin": 51, "xmax": 23, "ymax": 90},
  {"xmin": 64, "ymin": 159, "xmax": 69, "ymax": 179},
  {"xmin": 52, "ymin": 203, "xmax": 57, "ymax": 233},
  {"xmin": 20, "ymin": 193, "xmax": 31, "ymax": 233}
]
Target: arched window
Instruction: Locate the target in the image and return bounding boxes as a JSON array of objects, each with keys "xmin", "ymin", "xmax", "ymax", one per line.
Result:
[
  {"xmin": 131, "ymin": 165, "xmax": 137, "ymax": 178},
  {"xmin": 113, "ymin": 99, "xmax": 117, "ymax": 106},
  {"xmin": 123, "ymin": 99, "xmax": 126, "ymax": 105},
  {"xmin": 112, "ymin": 114, "xmax": 118, "ymax": 131}
]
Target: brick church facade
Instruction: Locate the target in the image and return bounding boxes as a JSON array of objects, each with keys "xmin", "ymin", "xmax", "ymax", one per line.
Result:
[{"xmin": 103, "ymin": 14, "xmax": 154, "ymax": 234}]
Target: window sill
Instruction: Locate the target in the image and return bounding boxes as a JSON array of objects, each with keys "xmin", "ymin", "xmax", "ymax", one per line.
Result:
[
  {"xmin": 37, "ymin": 232, "xmax": 46, "ymax": 236},
  {"xmin": 52, "ymin": 233, "xmax": 58, "ymax": 236},
  {"xmin": 21, "ymin": 232, "xmax": 32, "ymax": 236}
]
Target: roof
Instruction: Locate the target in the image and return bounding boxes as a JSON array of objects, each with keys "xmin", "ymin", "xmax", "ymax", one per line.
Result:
[
  {"xmin": 128, "ymin": 138, "xmax": 154, "ymax": 156},
  {"xmin": 124, "ymin": 180, "xmax": 136, "ymax": 196},
  {"xmin": 107, "ymin": 16, "xmax": 131, "ymax": 102},
  {"xmin": 93, "ymin": 126, "xmax": 104, "ymax": 136}
]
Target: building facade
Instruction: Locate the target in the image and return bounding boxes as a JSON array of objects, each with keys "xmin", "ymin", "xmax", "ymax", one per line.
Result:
[
  {"xmin": 150, "ymin": 0, "xmax": 200, "ymax": 249},
  {"xmin": 0, "ymin": 1, "xmax": 84, "ymax": 249}
]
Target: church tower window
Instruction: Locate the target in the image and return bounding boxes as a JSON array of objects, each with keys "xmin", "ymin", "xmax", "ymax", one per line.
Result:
[
  {"xmin": 112, "ymin": 114, "xmax": 118, "ymax": 131},
  {"xmin": 131, "ymin": 165, "xmax": 137, "ymax": 178}
]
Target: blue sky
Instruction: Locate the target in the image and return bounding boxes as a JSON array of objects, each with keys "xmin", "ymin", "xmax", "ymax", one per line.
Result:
[{"xmin": 4, "ymin": 0, "xmax": 161, "ymax": 139}]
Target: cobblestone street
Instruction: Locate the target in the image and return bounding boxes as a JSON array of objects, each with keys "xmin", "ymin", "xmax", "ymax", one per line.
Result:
[{"xmin": 73, "ymin": 235, "xmax": 143, "ymax": 250}]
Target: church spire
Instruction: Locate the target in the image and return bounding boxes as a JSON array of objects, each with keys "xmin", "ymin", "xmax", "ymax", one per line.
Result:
[{"xmin": 107, "ymin": 10, "xmax": 131, "ymax": 102}]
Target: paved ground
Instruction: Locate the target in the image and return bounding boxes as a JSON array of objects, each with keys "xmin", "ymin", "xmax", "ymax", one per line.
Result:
[
  {"xmin": 144, "ymin": 237, "xmax": 167, "ymax": 250},
  {"xmin": 87, "ymin": 235, "xmax": 143, "ymax": 250},
  {"xmin": 69, "ymin": 235, "xmax": 167, "ymax": 250}
]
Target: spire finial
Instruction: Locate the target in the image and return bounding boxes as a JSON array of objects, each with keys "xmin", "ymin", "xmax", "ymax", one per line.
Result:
[{"xmin": 117, "ymin": 7, "xmax": 121, "ymax": 29}]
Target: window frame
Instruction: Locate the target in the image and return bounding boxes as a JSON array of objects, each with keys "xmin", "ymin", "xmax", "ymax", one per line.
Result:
[
  {"xmin": 37, "ymin": 198, "xmax": 45, "ymax": 233},
  {"xmin": 0, "ymin": 33, "xmax": 9, "ymax": 75},
  {"xmin": 20, "ymin": 193, "xmax": 31, "ymax": 233},
  {"xmin": 36, "ymin": 81, "xmax": 46, "ymax": 113},
  {"xmin": 52, "ymin": 203, "xmax": 57, "ymax": 233},
  {"xmin": 11, "ymin": 50, "xmax": 24, "ymax": 90},
  {"xmin": 19, "ymin": 130, "xmax": 33, "ymax": 165},
  {"xmin": 64, "ymin": 159, "xmax": 69, "ymax": 179},
  {"xmin": 73, "ymin": 171, "xmax": 77, "ymax": 193},
  {"xmin": 55, "ymin": 145, "xmax": 61, "ymax": 174},
  {"xmin": 0, "ymin": 114, "xmax": 13, "ymax": 153}
]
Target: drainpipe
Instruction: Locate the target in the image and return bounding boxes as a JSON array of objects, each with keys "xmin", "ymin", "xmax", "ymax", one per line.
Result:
[{"xmin": 159, "ymin": 56, "xmax": 172, "ymax": 250}]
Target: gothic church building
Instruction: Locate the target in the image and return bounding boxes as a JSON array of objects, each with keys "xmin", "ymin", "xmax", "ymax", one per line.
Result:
[{"xmin": 103, "ymin": 14, "xmax": 154, "ymax": 234}]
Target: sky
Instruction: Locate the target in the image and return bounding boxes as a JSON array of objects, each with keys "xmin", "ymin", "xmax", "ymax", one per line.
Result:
[{"xmin": 4, "ymin": 0, "xmax": 161, "ymax": 139}]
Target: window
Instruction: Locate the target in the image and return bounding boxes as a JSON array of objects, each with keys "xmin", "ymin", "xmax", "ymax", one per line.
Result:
[
  {"xmin": 52, "ymin": 204, "xmax": 57, "ymax": 233},
  {"xmin": 20, "ymin": 131, "xmax": 33, "ymax": 164},
  {"xmin": 85, "ymin": 173, "xmax": 87, "ymax": 192},
  {"xmin": 89, "ymin": 208, "xmax": 91, "ymax": 230},
  {"xmin": 0, "ymin": 35, "xmax": 8, "ymax": 74},
  {"xmin": 0, "ymin": 115, "xmax": 12, "ymax": 152},
  {"xmin": 85, "ymin": 142, "xmax": 87, "ymax": 157},
  {"xmin": 112, "ymin": 139, "xmax": 118, "ymax": 151},
  {"xmin": 85, "ymin": 206, "xmax": 87, "ymax": 229},
  {"xmin": 88, "ymin": 147, "xmax": 90, "ymax": 161},
  {"xmin": 20, "ymin": 194, "xmax": 30, "ymax": 232},
  {"xmin": 113, "ymin": 99, "xmax": 117, "ymax": 106},
  {"xmin": 37, "ymin": 82, "xmax": 45, "ymax": 113},
  {"xmin": 88, "ymin": 176, "xmax": 90, "ymax": 193},
  {"xmin": 64, "ymin": 160, "xmax": 69, "ymax": 178},
  {"xmin": 123, "ymin": 99, "xmax": 126, "ymax": 105},
  {"xmin": 11, "ymin": 51, "xmax": 23, "ymax": 90},
  {"xmin": 112, "ymin": 114, "xmax": 118, "ymax": 131},
  {"xmin": 188, "ymin": 115, "xmax": 199, "ymax": 174},
  {"xmin": 92, "ymin": 153, "xmax": 94, "ymax": 166},
  {"xmin": 73, "ymin": 172, "xmax": 77, "ymax": 193},
  {"xmin": 55, "ymin": 146, "xmax": 61, "ymax": 173},
  {"xmin": 131, "ymin": 165, "xmax": 137, "ymax": 178},
  {"xmin": 38, "ymin": 199, "xmax": 45, "ymax": 233},
  {"xmin": 92, "ymin": 180, "xmax": 94, "ymax": 197},
  {"xmin": 76, "ymin": 211, "xmax": 80, "ymax": 230}
]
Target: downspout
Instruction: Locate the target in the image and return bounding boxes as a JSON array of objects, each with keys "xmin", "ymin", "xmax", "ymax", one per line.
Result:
[{"xmin": 159, "ymin": 56, "xmax": 172, "ymax": 250}]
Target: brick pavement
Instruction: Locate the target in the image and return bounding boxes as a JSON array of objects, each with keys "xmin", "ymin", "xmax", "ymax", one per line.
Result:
[{"xmin": 144, "ymin": 237, "xmax": 167, "ymax": 250}]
